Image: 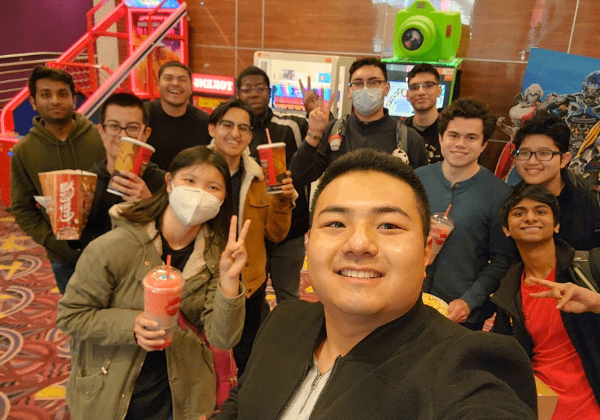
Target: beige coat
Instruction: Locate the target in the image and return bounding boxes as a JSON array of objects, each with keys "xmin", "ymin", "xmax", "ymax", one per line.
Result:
[{"xmin": 56, "ymin": 205, "xmax": 245, "ymax": 420}]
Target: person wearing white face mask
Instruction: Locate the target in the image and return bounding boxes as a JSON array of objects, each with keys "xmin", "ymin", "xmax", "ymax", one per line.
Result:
[
  {"xmin": 209, "ymin": 99, "xmax": 295, "ymax": 376},
  {"xmin": 56, "ymin": 146, "xmax": 249, "ymax": 420},
  {"xmin": 290, "ymin": 58, "xmax": 428, "ymax": 188}
]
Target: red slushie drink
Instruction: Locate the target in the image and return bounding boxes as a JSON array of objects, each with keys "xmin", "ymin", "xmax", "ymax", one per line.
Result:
[
  {"xmin": 428, "ymin": 213, "xmax": 454, "ymax": 265},
  {"xmin": 143, "ymin": 266, "xmax": 185, "ymax": 350}
]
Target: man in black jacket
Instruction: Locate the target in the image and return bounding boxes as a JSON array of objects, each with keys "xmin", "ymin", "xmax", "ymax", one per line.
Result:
[
  {"xmin": 216, "ymin": 149, "xmax": 537, "ymax": 420},
  {"xmin": 290, "ymin": 58, "xmax": 428, "ymax": 188},
  {"xmin": 493, "ymin": 184, "xmax": 600, "ymax": 418}
]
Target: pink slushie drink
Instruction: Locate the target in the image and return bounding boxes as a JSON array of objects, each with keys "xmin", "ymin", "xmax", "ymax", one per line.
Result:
[
  {"xmin": 428, "ymin": 212, "xmax": 454, "ymax": 265},
  {"xmin": 143, "ymin": 266, "xmax": 185, "ymax": 350}
]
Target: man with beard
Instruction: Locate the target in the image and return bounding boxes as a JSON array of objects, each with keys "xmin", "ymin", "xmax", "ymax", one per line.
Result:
[{"xmin": 10, "ymin": 66, "xmax": 105, "ymax": 293}]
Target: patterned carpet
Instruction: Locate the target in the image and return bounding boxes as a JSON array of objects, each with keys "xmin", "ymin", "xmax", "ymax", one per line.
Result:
[{"xmin": 0, "ymin": 206, "xmax": 314, "ymax": 419}]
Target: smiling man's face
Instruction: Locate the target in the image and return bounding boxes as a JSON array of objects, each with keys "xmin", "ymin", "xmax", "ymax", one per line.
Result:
[
  {"xmin": 503, "ymin": 197, "xmax": 559, "ymax": 244},
  {"xmin": 307, "ymin": 170, "xmax": 431, "ymax": 324},
  {"xmin": 158, "ymin": 66, "xmax": 192, "ymax": 109}
]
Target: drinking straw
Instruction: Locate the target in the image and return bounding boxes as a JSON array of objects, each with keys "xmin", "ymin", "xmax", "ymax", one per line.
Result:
[
  {"xmin": 137, "ymin": 124, "xmax": 146, "ymax": 141},
  {"xmin": 444, "ymin": 204, "xmax": 452, "ymax": 217},
  {"xmin": 166, "ymin": 254, "xmax": 171, "ymax": 279},
  {"xmin": 265, "ymin": 127, "xmax": 273, "ymax": 144}
]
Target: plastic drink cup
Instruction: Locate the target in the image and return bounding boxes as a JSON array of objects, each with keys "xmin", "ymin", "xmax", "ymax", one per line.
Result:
[
  {"xmin": 107, "ymin": 136, "xmax": 155, "ymax": 197},
  {"xmin": 428, "ymin": 212, "xmax": 454, "ymax": 265},
  {"xmin": 142, "ymin": 266, "xmax": 185, "ymax": 350},
  {"xmin": 257, "ymin": 142, "xmax": 287, "ymax": 194}
]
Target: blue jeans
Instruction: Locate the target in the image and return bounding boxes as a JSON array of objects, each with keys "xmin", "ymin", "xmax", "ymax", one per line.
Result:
[{"xmin": 50, "ymin": 262, "xmax": 76, "ymax": 294}]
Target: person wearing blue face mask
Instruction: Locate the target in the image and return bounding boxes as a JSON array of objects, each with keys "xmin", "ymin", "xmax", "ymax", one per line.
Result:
[
  {"xmin": 56, "ymin": 146, "xmax": 249, "ymax": 420},
  {"xmin": 290, "ymin": 58, "xmax": 428, "ymax": 188}
]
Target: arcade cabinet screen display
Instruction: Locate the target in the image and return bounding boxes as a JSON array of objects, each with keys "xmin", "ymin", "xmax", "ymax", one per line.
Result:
[
  {"xmin": 267, "ymin": 60, "xmax": 333, "ymax": 113},
  {"xmin": 123, "ymin": 0, "xmax": 180, "ymax": 8},
  {"xmin": 385, "ymin": 63, "xmax": 457, "ymax": 118}
]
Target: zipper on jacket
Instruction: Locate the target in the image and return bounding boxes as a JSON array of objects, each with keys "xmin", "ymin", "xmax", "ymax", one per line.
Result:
[
  {"xmin": 309, "ymin": 356, "xmax": 340, "ymax": 416},
  {"xmin": 276, "ymin": 362, "xmax": 312, "ymax": 420}
]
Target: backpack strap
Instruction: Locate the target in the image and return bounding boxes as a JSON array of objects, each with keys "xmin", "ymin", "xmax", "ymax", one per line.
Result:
[
  {"xmin": 572, "ymin": 250, "xmax": 599, "ymax": 293},
  {"xmin": 396, "ymin": 119, "xmax": 408, "ymax": 152}
]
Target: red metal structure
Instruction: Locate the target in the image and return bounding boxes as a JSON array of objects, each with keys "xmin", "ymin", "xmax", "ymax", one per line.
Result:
[{"xmin": 0, "ymin": 0, "xmax": 188, "ymax": 207}]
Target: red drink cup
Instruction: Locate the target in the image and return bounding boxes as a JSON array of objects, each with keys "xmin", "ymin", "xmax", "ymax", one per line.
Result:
[
  {"xmin": 428, "ymin": 212, "xmax": 454, "ymax": 265},
  {"xmin": 107, "ymin": 136, "xmax": 155, "ymax": 197},
  {"xmin": 257, "ymin": 142, "xmax": 287, "ymax": 194},
  {"xmin": 142, "ymin": 266, "xmax": 185, "ymax": 350}
]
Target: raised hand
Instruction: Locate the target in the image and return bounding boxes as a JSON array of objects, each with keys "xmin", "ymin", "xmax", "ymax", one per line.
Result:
[
  {"xmin": 299, "ymin": 76, "xmax": 321, "ymax": 115},
  {"xmin": 110, "ymin": 170, "xmax": 152, "ymax": 201},
  {"xmin": 528, "ymin": 277, "xmax": 600, "ymax": 314},
  {"xmin": 219, "ymin": 216, "xmax": 251, "ymax": 297},
  {"xmin": 307, "ymin": 96, "xmax": 333, "ymax": 146}
]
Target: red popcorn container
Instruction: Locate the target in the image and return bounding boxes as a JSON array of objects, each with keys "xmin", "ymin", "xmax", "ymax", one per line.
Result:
[{"xmin": 38, "ymin": 170, "xmax": 97, "ymax": 240}]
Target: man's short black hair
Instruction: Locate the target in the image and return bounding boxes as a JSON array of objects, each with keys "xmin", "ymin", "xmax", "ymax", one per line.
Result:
[
  {"xmin": 514, "ymin": 110, "xmax": 571, "ymax": 154},
  {"xmin": 310, "ymin": 149, "xmax": 430, "ymax": 243},
  {"xmin": 236, "ymin": 66, "xmax": 270, "ymax": 91},
  {"xmin": 500, "ymin": 184, "xmax": 561, "ymax": 228},
  {"xmin": 158, "ymin": 61, "xmax": 192, "ymax": 79},
  {"xmin": 209, "ymin": 98, "xmax": 255, "ymax": 127},
  {"xmin": 438, "ymin": 97, "xmax": 496, "ymax": 143},
  {"xmin": 407, "ymin": 63, "xmax": 440, "ymax": 84},
  {"xmin": 100, "ymin": 92, "xmax": 149, "ymax": 125},
  {"xmin": 28, "ymin": 66, "xmax": 75, "ymax": 98},
  {"xmin": 349, "ymin": 58, "xmax": 388, "ymax": 81}
]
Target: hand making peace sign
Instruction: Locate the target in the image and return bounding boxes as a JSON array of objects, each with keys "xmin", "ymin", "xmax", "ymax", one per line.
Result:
[
  {"xmin": 219, "ymin": 215, "xmax": 251, "ymax": 297},
  {"xmin": 299, "ymin": 76, "xmax": 321, "ymax": 115}
]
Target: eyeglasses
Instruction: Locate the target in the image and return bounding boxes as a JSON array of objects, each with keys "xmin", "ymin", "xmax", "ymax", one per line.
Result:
[
  {"xmin": 218, "ymin": 119, "xmax": 252, "ymax": 135},
  {"xmin": 407, "ymin": 82, "xmax": 439, "ymax": 91},
  {"xmin": 348, "ymin": 80, "xmax": 386, "ymax": 90},
  {"xmin": 102, "ymin": 123, "xmax": 143, "ymax": 137},
  {"xmin": 512, "ymin": 149, "xmax": 562, "ymax": 161},
  {"xmin": 238, "ymin": 84, "xmax": 269, "ymax": 94}
]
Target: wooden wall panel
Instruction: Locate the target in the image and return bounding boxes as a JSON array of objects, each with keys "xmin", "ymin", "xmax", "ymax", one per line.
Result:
[
  {"xmin": 237, "ymin": 0, "xmax": 262, "ymax": 49},
  {"xmin": 568, "ymin": 0, "xmax": 600, "ymax": 59},
  {"xmin": 190, "ymin": 46, "xmax": 254, "ymax": 78},
  {"xmin": 188, "ymin": 0, "xmax": 236, "ymax": 47}
]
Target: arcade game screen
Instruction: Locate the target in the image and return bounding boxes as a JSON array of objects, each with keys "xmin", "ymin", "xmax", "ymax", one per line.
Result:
[
  {"xmin": 385, "ymin": 63, "xmax": 459, "ymax": 118},
  {"xmin": 267, "ymin": 59, "xmax": 334, "ymax": 113}
]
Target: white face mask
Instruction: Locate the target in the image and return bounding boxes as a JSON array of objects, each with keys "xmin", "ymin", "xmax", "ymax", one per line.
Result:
[
  {"xmin": 168, "ymin": 182, "xmax": 222, "ymax": 226},
  {"xmin": 352, "ymin": 87, "xmax": 384, "ymax": 115}
]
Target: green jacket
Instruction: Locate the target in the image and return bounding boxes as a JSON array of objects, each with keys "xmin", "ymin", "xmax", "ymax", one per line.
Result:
[
  {"xmin": 9, "ymin": 113, "xmax": 105, "ymax": 263},
  {"xmin": 56, "ymin": 205, "xmax": 245, "ymax": 420}
]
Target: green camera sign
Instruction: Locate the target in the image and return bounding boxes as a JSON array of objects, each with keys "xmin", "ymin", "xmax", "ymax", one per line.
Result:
[{"xmin": 393, "ymin": 0, "xmax": 461, "ymax": 62}]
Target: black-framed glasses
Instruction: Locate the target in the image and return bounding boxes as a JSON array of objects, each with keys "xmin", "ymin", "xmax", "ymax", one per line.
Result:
[
  {"xmin": 512, "ymin": 149, "xmax": 562, "ymax": 161},
  {"xmin": 348, "ymin": 80, "xmax": 386, "ymax": 90},
  {"xmin": 102, "ymin": 122, "xmax": 143, "ymax": 137},
  {"xmin": 407, "ymin": 82, "xmax": 439, "ymax": 91},
  {"xmin": 218, "ymin": 119, "xmax": 252, "ymax": 135},
  {"xmin": 238, "ymin": 84, "xmax": 269, "ymax": 94}
]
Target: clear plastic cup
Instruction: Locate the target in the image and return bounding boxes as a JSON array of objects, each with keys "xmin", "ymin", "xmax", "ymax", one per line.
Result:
[
  {"xmin": 428, "ymin": 212, "xmax": 454, "ymax": 265},
  {"xmin": 142, "ymin": 265, "xmax": 185, "ymax": 350}
]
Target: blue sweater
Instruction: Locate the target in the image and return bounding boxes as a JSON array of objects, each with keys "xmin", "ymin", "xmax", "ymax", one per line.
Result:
[{"xmin": 415, "ymin": 163, "xmax": 517, "ymax": 323}]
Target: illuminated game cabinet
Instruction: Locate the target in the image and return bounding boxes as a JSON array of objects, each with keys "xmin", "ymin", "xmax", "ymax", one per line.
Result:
[
  {"xmin": 125, "ymin": 0, "xmax": 188, "ymax": 98},
  {"xmin": 254, "ymin": 51, "xmax": 355, "ymax": 119},
  {"xmin": 383, "ymin": 0, "xmax": 463, "ymax": 118}
]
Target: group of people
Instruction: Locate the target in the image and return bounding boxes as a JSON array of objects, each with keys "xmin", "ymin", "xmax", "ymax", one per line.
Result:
[{"xmin": 8, "ymin": 56, "xmax": 600, "ymax": 419}]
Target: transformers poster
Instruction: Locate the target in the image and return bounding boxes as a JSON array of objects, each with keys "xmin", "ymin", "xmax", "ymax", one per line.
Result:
[{"xmin": 523, "ymin": 48, "xmax": 600, "ymax": 175}]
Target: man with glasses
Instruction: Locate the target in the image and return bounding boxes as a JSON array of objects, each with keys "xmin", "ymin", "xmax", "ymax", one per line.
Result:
[
  {"xmin": 291, "ymin": 58, "xmax": 427, "ymax": 189},
  {"xmin": 513, "ymin": 111, "xmax": 600, "ymax": 250},
  {"xmin": 145, "ymin": 61, "xmax": 211, "ymax": 170},
  {"xmin": 405, "ymin": 63, "xmax": 444, "ymax": 163},
  {"xmin": 80, "ymin": 93, "xmax": 165, "ymax": 249},
  {"xmin": 237, "ymin": 65, "xmax": 311, "ymax": 306},
  {"xmin": 210, "ymin": 98, "xmax": 294, "ymax": 375},
  {"xmin": 10, "ymin": 66, "xmax": 105, "ymax": 293}
]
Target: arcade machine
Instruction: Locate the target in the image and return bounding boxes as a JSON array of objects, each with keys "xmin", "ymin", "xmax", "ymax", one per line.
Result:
[
  {"xmin": 253, "ymin": 51, "xmax": 355, "ymax": 119},
  {"xmin": 382, "ymin": 0, "xmax": 462, "ymax": 119},
  {"xmin": 191, "ymin": 73, "xmax": 237, "ymax": 114}
]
